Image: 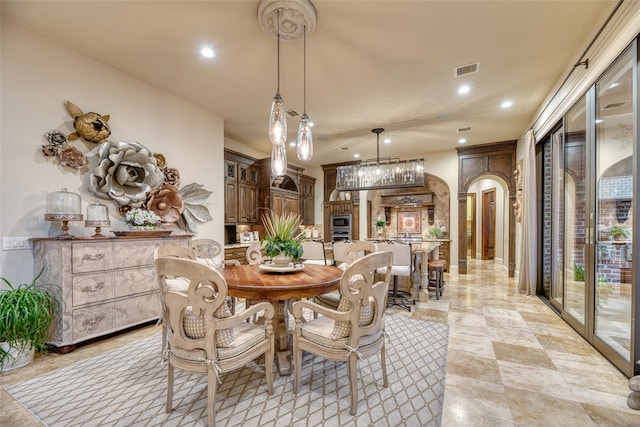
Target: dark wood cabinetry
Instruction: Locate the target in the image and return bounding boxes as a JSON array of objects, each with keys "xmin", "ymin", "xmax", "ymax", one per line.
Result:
[
  {"xmin": 266, "ymin": 189, "xmax": 300, "ymax": 216},
  {"xmin": 225, "ymin": 151, "xmax": 260, "ymax": 224},
  {"xmin": 224, "ymin": 179, "xmax": 238, "ymax": 223},
  {"xmin": 322, "ymin": 162, "xmax": 360, "ymax": 240},
  {"xmin": 329, "ymin": 201, "xmax": 352, "ymax": 214},
  {"xmin": 224, "ymin": 149, "xmax": 316, "ymax": 227},
  {"xmin": 238, "ymin": 164, "xmax": 259, "ymax": 223},
  {"xmin": 300, "ymin": 175, "xmax": 316, "ymax": 225}
]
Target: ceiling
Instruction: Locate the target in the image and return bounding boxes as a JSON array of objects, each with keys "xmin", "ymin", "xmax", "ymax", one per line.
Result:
[{"xmin": 2, "ymin": 1, "xmax": 618, "ymax": 169}]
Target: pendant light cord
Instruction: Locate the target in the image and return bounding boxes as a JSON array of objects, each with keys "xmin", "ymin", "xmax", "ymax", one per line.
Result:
[
  {"xmin": 277, "ymin": 10, "xmax": 281, "ymax": 93},
  {"xmin": 303, "ymin": 25, "xmax": 306, "ymax": 113}
]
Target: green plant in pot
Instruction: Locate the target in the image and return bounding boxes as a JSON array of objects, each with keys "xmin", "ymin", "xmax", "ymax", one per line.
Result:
[
  {"xmin": 261, "ymin": 211, "xmax": 304, "ymax": 267},
  {"xmin": 609, "ymin": 225, "xmax": 631, "ymax": 240},
  {"xmin": 428, "ymin": 226, "xmax": 443, "ymax": 239},
  {"xmin": 0, "ymin": 269, "xmax": 59, "ymax": 372}
]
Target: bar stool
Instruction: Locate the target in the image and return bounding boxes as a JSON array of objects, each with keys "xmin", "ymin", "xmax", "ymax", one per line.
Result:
[
  {"xmin": 428, "ymin": 259, "xmax": 446, "ymax": 299},
  {"xmin": 376, "ymin": 242, "xmax": 413, "ymax": 311}
]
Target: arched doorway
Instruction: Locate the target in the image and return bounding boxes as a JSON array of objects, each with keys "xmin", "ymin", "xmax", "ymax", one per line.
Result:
[
  {"xmin": 467, "ymin": 175, "xmax": 510, "ymax": 272},
  {"xmin": 456, "ymin": 141, "xmax": 517, "ymax": 276}
]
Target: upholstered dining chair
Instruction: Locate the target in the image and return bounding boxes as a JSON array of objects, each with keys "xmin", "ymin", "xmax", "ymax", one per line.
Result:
[
  {"xmin": 245, "ymin": 241, "xmax": 264, "ymax": 265},
  {"xmin": 331, "ymin": 240, "xmax": 349, "ymax": 266},
  {"xmin": 191, "ymin": 238, "xmax": 241, "ymax": 268},
  {"xmin": 154, "ymin": 245, "xmax": 197, "ymax": 357},
  {"xmin": 314, "ymin": 241, "xmax": 378, "ymax": 311},
  {"xmin": 290, "ymin": 251, "xmax": 393, "ymax": 415},
  {"xmin": 155, "ymin": 257, "xmax": 275, "ymax": 427},
  {"xmin": 191, "ymin": 239, "xmax": 240, "ymax": 313},
  {"xmin": 300, "ymin": 240, "xmax": 333, "ymax": 265},
  {"xmin": 375, "ymin": 242, "xmax": 413, "ymax": 311}
]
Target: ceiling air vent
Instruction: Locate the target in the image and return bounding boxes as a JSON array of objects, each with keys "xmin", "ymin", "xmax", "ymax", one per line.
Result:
[
  {"xmin": 602, "ymin": 102, "xmax": 626, "ymax": 110},
  {"xmin": 454, "ymin": 62, "xmax": 480, "ymax": 77},
  {"xmin": 457, "ymin": 126, "xmax": 472, "ymax": 133},
  {"xmin": 287, "ymin": 110, "xmax": 300, "ymax": 117}
]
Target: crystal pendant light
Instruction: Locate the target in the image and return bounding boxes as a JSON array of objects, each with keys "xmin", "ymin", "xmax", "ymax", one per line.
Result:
[
  {"xmin": 271, "ymin": 141, "xmax": 287, "ymax": 176},
  {"xmin": 269, "ymin": 9, "xmax": 287, "ymax": 175},
  {"xmin": 296, "ymin": 25, "xmax": 313, "ymax": 161}
]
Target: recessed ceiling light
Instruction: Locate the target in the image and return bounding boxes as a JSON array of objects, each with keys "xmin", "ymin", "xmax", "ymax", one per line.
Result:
[
  {"xmin": 458, "ymin": 138, "xmax": 467, "ymax": 144},
  {"xmin": 383, "ymin": 138, "xmax": 391, "ymax": 144},
  {"xmin": 200, "ymin": 47, "xmax": 215, "ymax": 58},
  {"xmin": 610, "ymin": 82, "xmax": 619, "ymax": 88},
  {"xmin": 289, "ymin": 141, "xmax": 296, "ymax": 147},
  {"xmin": 595, "ymin": 119, "xmax": 604, "ymax": 124},
  {"xmin": 458, "ymin": 85, "xmax": 470, "ymax": 94},
  {"xmin": 354, "ymin": 154, "xmax": 360, "ymax": 158},
  {"xmin": 309, "ymin": 121, "xmax": 314, "ymax": 127},
  {"xmin": 501, "ymin": 100, "xmax": 513, "ymax": 108}
]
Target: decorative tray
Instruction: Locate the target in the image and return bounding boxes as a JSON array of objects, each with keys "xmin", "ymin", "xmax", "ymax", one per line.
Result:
[
  {"xmin": 259, "ymin": 263, "xmax": 305, "ymax": 274},
  {"xmin": 112, "ymin": 230, "xmax": 173, "ymax": 238}
]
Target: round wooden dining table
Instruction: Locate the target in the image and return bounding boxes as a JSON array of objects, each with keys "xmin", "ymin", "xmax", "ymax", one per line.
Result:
[{"xmin": 219, "ymin": 263, "xmax": 342, "ymax": 375}]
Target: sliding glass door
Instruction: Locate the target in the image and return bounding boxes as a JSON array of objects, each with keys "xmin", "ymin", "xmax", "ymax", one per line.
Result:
[
  {"xmin": 563, "ymin": 95, "xmax": 588, "ymax": 332},
  {"xmin": 594, "ymin": 46, "xmax": 634, "ymax": 364},
  {"xmin": 538, "ymin": 43, "xmax": 637, "ymax": 376},
  {"xmin": 540, "ymin": 127, "xmax": 565, "ymax": 312}
]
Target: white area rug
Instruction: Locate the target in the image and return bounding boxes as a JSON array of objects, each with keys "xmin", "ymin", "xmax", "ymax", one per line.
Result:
[{"xmin": 6, "ymin": 316, "xmax": 448, "ymax": 426}]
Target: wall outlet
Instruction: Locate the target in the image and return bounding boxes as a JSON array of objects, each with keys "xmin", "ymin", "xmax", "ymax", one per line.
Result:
[{"xmin": 2, "ymin": 237, "xmax": 32, "ymax": 251}]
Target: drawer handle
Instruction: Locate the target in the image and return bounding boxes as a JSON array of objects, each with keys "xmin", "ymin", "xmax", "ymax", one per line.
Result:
[
  {"xmin": 81, "ymin": 314, "xmax": 106, "ymax": 332},
  {"xmin": 82, "ymin": 253, "xmax": 106, "ymax": 262},
  {"xmin": 81, "ymin": 279, "xmax": 106, "ymax": 294}
]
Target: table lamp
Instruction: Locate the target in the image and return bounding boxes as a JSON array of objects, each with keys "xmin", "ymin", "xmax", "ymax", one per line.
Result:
[
  {"xmin": 44, "ymin": 188, "xmax": 83, "ymax": 239},
  {"xmin": 85, "ymin": 201, "xmax": 110, "ymax": 238}
]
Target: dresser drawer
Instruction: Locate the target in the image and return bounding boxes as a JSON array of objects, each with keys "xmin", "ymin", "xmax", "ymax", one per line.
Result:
[
  {"xmin": 73, "ymin": 303, "xmax": 114, "ymax": 341},
  {"xmin": 72, "ymin": 242, "xmax": 113, "ymax": 273},
  {"xmin": 72, "ymin": 273, "xmax": 114, "ymax": 306},
  {"xmin": 114, "ymin": 266, "xmax": 156, "ymax": 297},
  {"xmin": 115, "ymin": 293, "xmax": 161, "ymax": 328},
  {"xmin": 114, "ymin": 240, "xmax": 157, "ymax": 268}
]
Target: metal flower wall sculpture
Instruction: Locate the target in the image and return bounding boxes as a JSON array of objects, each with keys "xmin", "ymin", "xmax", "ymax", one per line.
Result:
[{"xmin": 41, "ymin": 101, "xmax": 212, "ymax": 233}]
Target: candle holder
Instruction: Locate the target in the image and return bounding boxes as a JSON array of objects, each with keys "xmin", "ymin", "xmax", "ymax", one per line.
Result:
[
  {"xmin": 44, "ymin": 188, "xmax": 83, "ymax": 240},
  {"xmin": 85, "ymin": 201, "xmax": 111, "ymax": 238}
]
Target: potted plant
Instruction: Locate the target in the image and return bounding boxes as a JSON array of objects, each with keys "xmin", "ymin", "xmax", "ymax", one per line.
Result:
[
  {"xmin": 375, "ymin": 219, "xmax": 386, "ymax": 239},
  {"xmin": 0, "ymin": 269, "xmax": 59, "ymax": 372},
  {"xmin": 609, "ymin": 225, "xmax": 631, "ymax": 241},
  {"xmin": 428, "ymin": 226, "xmax": 444, "ymax": 239},
  {"xmin": 261, "ymin": 211, "xmax": 304, "ymax": 266}
]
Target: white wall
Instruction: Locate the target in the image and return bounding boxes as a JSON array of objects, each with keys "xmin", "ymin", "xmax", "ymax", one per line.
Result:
[{"xmin": 1, "ymin": 20, "xmax": 225, "ymax": 284}]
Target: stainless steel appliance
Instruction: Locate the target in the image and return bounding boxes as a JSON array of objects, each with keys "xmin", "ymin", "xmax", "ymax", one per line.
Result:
[{"xmin": 330, "ymin": 214, "xmax": 352, "ymax": 242}]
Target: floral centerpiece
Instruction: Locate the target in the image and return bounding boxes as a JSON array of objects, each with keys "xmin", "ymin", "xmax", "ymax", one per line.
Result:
[
  {"xmin": 124, "ymin": 208, "xmax": 161, "ymax": 230},
  {"xmin": 261, "ymin": 211, "xmax": 304, "ymax": 266}
]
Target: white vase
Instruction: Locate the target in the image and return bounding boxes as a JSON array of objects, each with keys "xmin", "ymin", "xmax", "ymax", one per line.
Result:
[{"xmin": 272, "ymin": 252, "xmax": 292, "ymax": 267}]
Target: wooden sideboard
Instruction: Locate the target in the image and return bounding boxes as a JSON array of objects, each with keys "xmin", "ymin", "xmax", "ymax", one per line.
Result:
[{"xmin": 32, "ymin": 235, "xmax": 190, "ymax": 350}]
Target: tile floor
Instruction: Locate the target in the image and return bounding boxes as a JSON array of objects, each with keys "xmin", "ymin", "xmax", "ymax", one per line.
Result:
[{"xmin": 2, "ymin": 259, "xmax": 640, "ymax": 426}]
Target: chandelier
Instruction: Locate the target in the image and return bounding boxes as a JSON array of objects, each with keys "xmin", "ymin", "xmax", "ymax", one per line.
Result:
[
  {"xmin": 259, "ymin": 0, "xmax": 317, "ymax": 176},
  {"xmin": 335, "ymin": 128, "xmax": 425, "ymax": 191}
]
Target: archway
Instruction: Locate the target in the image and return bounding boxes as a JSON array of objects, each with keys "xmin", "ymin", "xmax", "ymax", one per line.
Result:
[{"xmin": 456, "ymin": 141, "xmax": 517, "ymax": 276}]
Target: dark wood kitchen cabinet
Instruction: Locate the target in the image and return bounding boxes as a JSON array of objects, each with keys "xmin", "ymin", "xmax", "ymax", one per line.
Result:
[
  {"xmin": 300, "ymin": 175, "xmax": 316, "ymax": 225},
  {"xmin": 225, "ymin": 151, "xmax": 260, "ymax": 224}
]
